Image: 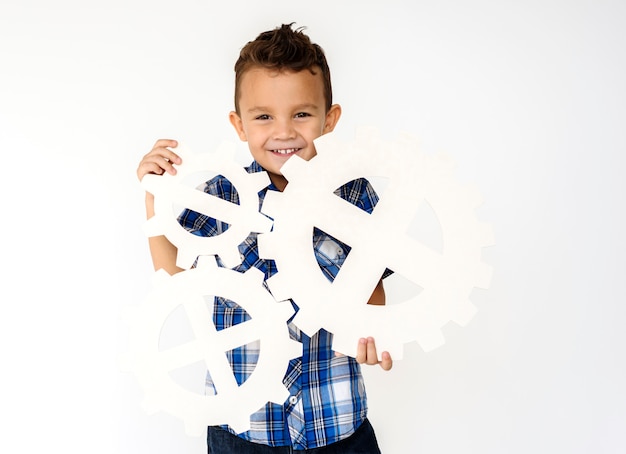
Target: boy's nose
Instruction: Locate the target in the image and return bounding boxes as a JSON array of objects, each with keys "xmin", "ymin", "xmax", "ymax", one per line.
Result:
[{"xmin": 273, "ymin": 119, "xmax": 297, "ymax": 140}]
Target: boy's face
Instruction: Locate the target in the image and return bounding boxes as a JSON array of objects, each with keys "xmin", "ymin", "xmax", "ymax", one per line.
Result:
[{"xmin": 229, "ymin": 66, "xmax": 341, "ymax": 190}]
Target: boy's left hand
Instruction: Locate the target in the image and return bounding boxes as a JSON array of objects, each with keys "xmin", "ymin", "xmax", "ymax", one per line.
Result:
[{"xmin": 356, "ymin": 337, "xmax": 393, "ymax": 371}]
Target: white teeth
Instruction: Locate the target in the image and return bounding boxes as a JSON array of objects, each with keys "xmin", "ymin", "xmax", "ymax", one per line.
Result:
[{"xmin": 272, "ymin": 148, "xmax": 299, "ymax": 155}]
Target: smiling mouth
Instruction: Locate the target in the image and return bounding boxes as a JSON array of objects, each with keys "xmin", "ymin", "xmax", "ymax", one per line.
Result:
[{"xmin": 271, "ymin": 148, "xmax": 301, "ymax": 155}]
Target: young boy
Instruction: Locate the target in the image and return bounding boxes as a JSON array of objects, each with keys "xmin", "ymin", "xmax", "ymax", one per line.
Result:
[{"xmin": 136, "ymin": 23, "xmax": 392, "ymax": 453}]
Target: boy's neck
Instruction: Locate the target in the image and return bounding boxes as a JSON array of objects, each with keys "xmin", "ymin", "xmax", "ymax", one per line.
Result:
[{"xmin": 269, "ymin": 174, "xmax": 288, "ymax": 192}]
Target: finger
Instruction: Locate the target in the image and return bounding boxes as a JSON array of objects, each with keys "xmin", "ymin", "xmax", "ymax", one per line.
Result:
[
  {"xmin": 379, "ymin": 351, "xmax": 393, "ymax": 371},
  {"xmin": 138, "ymin": 148, "xmax": 181, "ymax": 178},
  {"xmin": 355, "ymin": 338, "xmax": 368, "ymax": 364},
  {"xmin": 139, "ymin": 161, "xmax": 165, "ymax": 176},
  {"xmin": 157, "ymin": 154, "xmax": 179, "ymax": 175},
  {"xmin": 137, "ymin": 161, "xmax": 164, "ymax": 181},
  {"xmin": 153, "ymin": 138, "xmax": 178, "ymax": 150},
  {"xmin": 137, "ymin": 156, "xmax": 175, "ymax": 180},
  {"xmin": 148, "ymin": 139, "xmax": 181, "ymax": 163},
  {"xmin": 149, "ymin": 147, "xmax": 182, "ymax": 167},
  {"xmin": 366, "ymin": 337, "xmax": 379, "ymax": 365}
]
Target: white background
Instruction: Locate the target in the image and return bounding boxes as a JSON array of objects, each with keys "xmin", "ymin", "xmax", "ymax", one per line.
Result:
[{"xmin": 1, "ymin": 0, "xmax": 625, "ymax": 453}]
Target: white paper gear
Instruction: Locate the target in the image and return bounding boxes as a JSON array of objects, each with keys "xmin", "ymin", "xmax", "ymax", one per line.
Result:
[
  {"xmin": 120, "ymin": 257, "xmax": 301, "ymax": 436},
  {"xmin": 141, "ymin": 141, "xmax": 273, "ymax": 269},
  {"xmin": 259, "ymin": 128, "xmax": 494, "ymax": 358}
]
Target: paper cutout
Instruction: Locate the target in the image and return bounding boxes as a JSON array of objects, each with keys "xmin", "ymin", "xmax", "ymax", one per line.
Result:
[
  {"xmin": 120, "ymin": 257, "xmax": 301, "ymax": 435},
  {"xmin": 258, "ymin": 128, "xmax": 494, "ymax": 358},
  {"xmin": 141, "ymin": 141, "xmax": 273, "ymax": 268},
  {"xmin": 125, "ymin": 128, "xmax": 494, "ymax": 432}
]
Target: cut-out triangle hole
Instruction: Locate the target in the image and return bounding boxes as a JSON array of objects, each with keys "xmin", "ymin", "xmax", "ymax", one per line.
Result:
[
  {"xmin": 168, "ymin": 360, "xmax": 208, "ymax": 395},
  {"xmin": 312, "ymin": 227, "xmax": 352, "ymax": 283},
  {"xmin": 174, "ymin": 173, "xmax": 241, "ymax": 234},
  {"xmin": 209, "ymin": 295, "xmax": 251, "ymax": 331},
  {"xmin": 159, "ymin": 303, "xmax": 196, "ymax": 352},
  {"xmin": 406, "ymin": 200, "xmax": 443, "ymax": 254},
  {"xmin": 332, "ymin": 178, "xmax": 387, "ymax": 214},
  {"xmin": 203, "ymin": 295, "xmax": 259, "ymax": 392},
  {"xmin": 225, "ymin": 339, "xmax": 260, "ymax": 387},
  {"xmin": 383, "ymin": 272, "xmax": 424, "ymax": 305}
]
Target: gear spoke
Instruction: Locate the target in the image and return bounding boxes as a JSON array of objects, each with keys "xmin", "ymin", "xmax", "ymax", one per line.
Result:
[
  {"xmin": 182, "ymin": 295, "xmax": 215, "ymax": 345},
  {"xmin": 171, "ymin": 183, "xmax": 241, "ymax": 225},
  {"xmin": 157, "ymin": 341, "xmax": 207, "ymax": 372},
  {"xmin": 215, "ymin": 320, "xmax": 262, "ymax": 353}
]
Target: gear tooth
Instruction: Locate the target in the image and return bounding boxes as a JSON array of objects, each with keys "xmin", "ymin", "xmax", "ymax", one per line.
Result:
[
  {"xmin": 480, "ymin": 222, "xmax": 496, "ymax": 247},
  {"xmin": 276, "ymin": 300, "xmax": 296, "ymax": 321},
  {"xmin": 397, "ymin": 130, "xmax": 420, "ymax": 148},
  {"xmin": 354, "ymin": 125, "xmax": 380, "ymax": 144},
  {"xmin": 265, "ymin": 273, "xmax": 291, "ymax": 302},
  {"xmin": 314, "ymin": 132, "xmax": 342, "ymax": 157},
  {"xmin": 292, "ymin": 311, "xmax": 322, "ymax": 338},
  {"xmin": 330, "ymin": 333, "xmax": 356, "ymax": 359},
  {"xmin": 195, "ymin": 255, "xmax": 217, "ymax": 269},
  {"xmin": 227, "ymin": 416, "xmax": 252, "ymax": 435},
  {"xmin": 259, "ymin": 191, "xmax": 280, "ymax": 218},
  {"xmin": 256, "ymin": 233, "xmax": 277, "ymax": 261},
  {"xmin": 142, "ymin": 217, "xmax": 164, "ymax": 238},
  {"xmin": 463, "ymin": 183, "xmax": 485, "ymax": 209},
  {"xmin": 243, "ymin": 266, "xmax": 265, "ymax": 285},
  {"xmin": 172, "ymin": 142, "xmax": 188, "ymax": 158},
  {"xmin": 387, "ymin": 341, "xmax": 405, "ymax": 361},
  {"xmin": 285, "ymin": 338, "xmax": 303, "ymax": 360},
  {"xmin": 252, "ymin": 213, "xmax": 274, "ymax": 234},
  {"xmin": 452, "ymin": 299, "xmax": 478, "ymax": 326},
  {"xmin": 249, "ymin": 171, "xmax": 271, "ymax": 191},
  {"xmin": 175, "ymin": 249, "xmax": 199, "ymax": 270},
  {"xmin": 433, "ymin": 152, "xmax": 457, "ymax": 176},
  {"xmin": 267, "ymin": 385, "xmax": 290, "ymax": 405},
  {"xmin": 140, "ymin": 173, "xmax": 163, "ymax": 195},
  {"xmin": 475, "ymin": 262, "xmax": 493, "ymax": 289},
  {"xmin": 216, "ymin": 140, "xmax": 236, "ymax": 159},
  {"xmin": 151, "ymin": 268, "xmax": 172, "ymax": 287},
  {"xmin": 312, "ymin": 132, "xmax": 332, "ymax": 151},
  {"xmin": 417, "ymin": 329, "xmax": 446, "ymax": 353},
  {"xmin": 215, "ymin": 246, "xmax": 243, "ymax": 269},
  {"xmin": 183, "ymin": 420, "xmax": 208, "ymax": 437},
  {"xmin": 279, "ymin": 153, "xmax": 306, "ymax": 181}
]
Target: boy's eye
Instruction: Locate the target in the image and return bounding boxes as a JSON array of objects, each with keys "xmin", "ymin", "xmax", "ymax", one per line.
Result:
[
  {"xmin": 255, "ymin": 114, "xmax": 270, "ymax": 120},
  {"xmin": 294, "ymin": 112, "xmax": 311, "ymax": 118}
]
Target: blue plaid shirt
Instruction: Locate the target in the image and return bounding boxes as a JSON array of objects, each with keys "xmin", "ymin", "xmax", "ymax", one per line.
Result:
[{"xmin": 178, "ymin": 161, "xmax": 379, "ymax": 449}]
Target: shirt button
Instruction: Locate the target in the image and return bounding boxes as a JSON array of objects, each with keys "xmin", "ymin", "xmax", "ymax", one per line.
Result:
[
  {"xmin": 289, "ymin": 395, "xmax": 298, "ymax": 405},
  {"xmin": 337, "ymin": 248, "xmax": 343, "ymax": 256}
]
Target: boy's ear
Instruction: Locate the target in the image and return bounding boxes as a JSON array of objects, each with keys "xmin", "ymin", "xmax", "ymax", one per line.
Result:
[
  {"xmin": 323, "ymin": 104, "xmax": 342, "ymax": 134},
  {"xmin": 229, "ymin": 111, "xmax": 247, "ymax": 141}
]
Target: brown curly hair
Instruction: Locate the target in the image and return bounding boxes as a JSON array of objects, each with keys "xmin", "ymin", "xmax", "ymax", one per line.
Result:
[{"xmin": 233, "ymin": 23, "xmax": 333, "ymax": 114}]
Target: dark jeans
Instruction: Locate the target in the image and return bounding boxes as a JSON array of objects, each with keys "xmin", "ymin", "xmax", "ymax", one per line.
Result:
[{"xmin": 207, "ymin": 419, "xmax": 382, "ymax": 453}]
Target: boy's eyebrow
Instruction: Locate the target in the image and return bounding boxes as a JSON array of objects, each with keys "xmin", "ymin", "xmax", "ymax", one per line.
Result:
[
  {"xmin": 247, "ymin": 107, "xmax": 271, "ymax": 114},
  {"xmin": 246, "ymin": 103, "xmax": 321, "ymax": 114}
]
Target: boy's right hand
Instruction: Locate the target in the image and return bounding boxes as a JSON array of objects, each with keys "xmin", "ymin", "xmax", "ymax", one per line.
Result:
[{"xmin": 136, "ymin": 139, "xmax": 182, "ymax": 182}]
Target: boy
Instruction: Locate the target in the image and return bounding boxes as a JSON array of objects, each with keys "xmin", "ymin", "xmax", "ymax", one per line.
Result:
[{"xmin": 136, "ymin": 23, "xmax": 392, "ymax": 453}]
